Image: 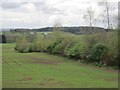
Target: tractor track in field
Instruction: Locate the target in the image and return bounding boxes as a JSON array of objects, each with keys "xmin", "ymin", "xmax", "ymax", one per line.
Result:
[{"xmin": 3, "ymin": 53, "xmax": 35, "ymax": 73}]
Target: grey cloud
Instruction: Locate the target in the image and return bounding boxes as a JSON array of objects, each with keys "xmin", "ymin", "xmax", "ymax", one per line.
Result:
[
  {"xmin": 1, "ymin": 1, "xmax": 27, "ymax": 9},
  {"xmin": 1, "ymin": 1, "xmax": 65, "ymax": 15},
  {"xmin": 34, "ymin": 2, "xmax": 65, "ymax": 15},
  {"xmin": 41, "ymin": 7, "xmax": 64, "ymax": 15},
  {"xmin": 1, "ymin": 0, "xmax": 118, "ymax": 28}
]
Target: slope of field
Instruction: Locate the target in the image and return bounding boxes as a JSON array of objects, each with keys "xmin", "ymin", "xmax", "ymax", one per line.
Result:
[{"xmin": 2, "ymin": 44, "xmax": 118, "ymax": 88}]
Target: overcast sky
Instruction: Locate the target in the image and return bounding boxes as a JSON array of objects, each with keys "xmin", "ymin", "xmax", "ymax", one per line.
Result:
[{"xmin": 0, "ymin": 0, "xmax": 119, "ymax": 29}]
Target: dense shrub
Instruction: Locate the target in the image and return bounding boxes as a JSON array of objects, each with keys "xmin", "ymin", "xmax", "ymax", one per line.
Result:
[
  {"xmin": 103, "ymin": 31, "xmax": 118, "ymax": 67},
  {"xmin": 46, "ymin": 32, "xmax": 76, "ymax": 55},
  {"xmin": 26, "ymin": 34, "xmax": 36, "ymax": 42},
  {"xmin": 86, "ymin": 43, "xmax": 108, "ymax": 63},
  {"xmin": 84, "ymin": 35, "xmax": 97, "ymax": 49},
  {"xmin": 46, "ymin": 31, "xmax": 71, "ymax": 55},
  {"xmin": 52, "ymin": 43, "xmax": 62, "ymax": 54},
  {"xmin": 29, "ymin": 34, "xmax": 54, "ymax": 52},
  {"xmin": 15, "ymin": 36, "xmax": 30, "ymax": 53},
  {"xmin": 29, "ymin": 43, "xmax": 36, "ymax": 52},
  {"xmin": 65, "ymin": 43, "xmax": 80, "ymax": 59},
  {"xmin": 46, "ymin": 39, "xmax": 62, "ymax": 54},
  {"xmin": 65, "ymin": 41, "xmax": 88, "ymax": 60},
  {"xmin": 15, "ymin": 43, "xmax": 30, "ymax": 53}
]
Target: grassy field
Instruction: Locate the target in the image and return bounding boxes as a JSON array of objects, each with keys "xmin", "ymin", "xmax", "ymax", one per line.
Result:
[{"xmin": 2, "ymin": 44, "xmax": 118, "ymax": 88}]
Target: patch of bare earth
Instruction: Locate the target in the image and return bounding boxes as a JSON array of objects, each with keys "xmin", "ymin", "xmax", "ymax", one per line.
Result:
[
  {"xmin": 43, "ymin": 77, "xmax": 55, "ymax": 81},
  {"xmin": 29, "ymin": 57, "xmax": 61, "ymax": 65},
  {"xmin": 105, "ymin": 78, "xmax": 118, "ymax": 81},
  {"xmin": 36, "ymin": 77, "xmax": 66, "ymax": 87},
  {"xmin": 15, "ymin": 82, "xmax": 29, "ymax": 85},
  {"xmin": 18, "ymin": 76, "xmax": 33, "ymax": 81}
]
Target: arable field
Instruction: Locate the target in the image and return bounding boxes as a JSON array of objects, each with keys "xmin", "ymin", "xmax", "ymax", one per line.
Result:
[{"xmin": 2, "ymin": 44, "xmax": 118, "ymax": 88}]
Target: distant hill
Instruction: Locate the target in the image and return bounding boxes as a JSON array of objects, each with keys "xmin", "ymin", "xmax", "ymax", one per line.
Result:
[{"xmin": 10, "ymin": 26, "xmax": 108, "ymax": 35}]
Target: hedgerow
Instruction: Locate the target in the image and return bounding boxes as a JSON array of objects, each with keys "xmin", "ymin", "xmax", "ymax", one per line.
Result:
[{"xmin": 15, "ymin": 30, "xmax": 119, "ymax": 69}]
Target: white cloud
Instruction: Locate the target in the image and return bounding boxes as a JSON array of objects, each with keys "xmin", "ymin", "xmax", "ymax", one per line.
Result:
[
  {"xmin": 0, "ymin": 0, "xmax": 119, "ymax": 28},
  {"xmin": 20, "ymin": 3, "xmax": 37, "ymax": 12}
]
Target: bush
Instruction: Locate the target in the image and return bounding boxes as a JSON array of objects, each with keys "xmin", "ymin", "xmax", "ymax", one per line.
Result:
[
  {"xmin": 50, "ymin": 34, "xmax": 76, "ymax": 56},
  {"xmin": 86, "ymin": 43, "xmax": 108, "ymax": 63},
  {"xmin": 102, "ymin": 31, "xmax": 118, "ymax": 67},
  {"xmin": 29, "ymin": 43, "xmax": 37, "ymax": 52},
  {"xmin": 26, "ymin": 34, "xmax": 36, "ymax": 42},
  {"xmin": 31, "ymin": 34, "xmax": 54, "ymax": 52},
  {"xmin": 84, "ymin": 35, "xmax": 97, "ymax": 49},
  {"xmin": 15, "ymin": 36, "xmax": 30, "ymax": 53},
  {"xmin": 65, "ymin": 44, "xmax": 80, "ymax": 59},
  {"xmin": 52, "ymin": 43, "xmax": 62, "ymax": 54},
  {"xmin": 47, "ymin": 40, "xmax": 61, "ymax": 54},
  {"xmin": 15, "ymin": 43, "xmax": 30, "ymax": 53},
  {"xmin": 65, "ymin": 41, "xmax": 88, "ymax": 60}
]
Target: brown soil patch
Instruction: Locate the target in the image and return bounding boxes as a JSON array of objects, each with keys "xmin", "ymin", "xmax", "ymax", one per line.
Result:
[
  {"xmin": 30, "ymin": 57, "xmax": 61, "ymax": 65},
  {"xmin": 105, "ymin": 78, "xmax": 118, "ymax": 81},
  {"xmin": 15, "ymin": 82, "xmax": 29, "ymax": 85},
  {"xmin": 43, "ymin": 77, "xmax": 55, "ymax": 81},
  {"xmin": 38, "ymin": 83, "xmax": 46, "ymax": 85},
  {"xmin": 18, "ymin": 77, "xmax": 32, "ymax": 81},
  {"xmin": 36, "ymin": 80, "xmax": 65, "ymax": 87}
]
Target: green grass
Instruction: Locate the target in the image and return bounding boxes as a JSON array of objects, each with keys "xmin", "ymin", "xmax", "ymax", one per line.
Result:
[{"xmin": 2, "ymin": 44, "xmax": 118, "ymax": 88}]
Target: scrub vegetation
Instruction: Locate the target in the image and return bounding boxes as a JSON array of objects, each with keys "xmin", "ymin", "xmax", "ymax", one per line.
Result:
[{"xmin": 14, "ymin": 29, "xmax": 119, "ymax": 69}]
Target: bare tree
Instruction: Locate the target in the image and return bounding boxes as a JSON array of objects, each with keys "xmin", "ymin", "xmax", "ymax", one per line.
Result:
[
  {"xmin": 52, "ymin": 21, "xmax": 64, "ymax": 41},
  {"xmin": 98, "ymin": 1, "xmax": 111, "ymax": 31},
  {"xmin": 53, "ymin": 21, "xmax": 63, "ymax": 31},
  {"xmin": 83, "ymin": 7, "xmax": 95, "ymax": 30},
  {"xmin": 110, "ymin": 14, "xmax": 118, "ymax": 29}
]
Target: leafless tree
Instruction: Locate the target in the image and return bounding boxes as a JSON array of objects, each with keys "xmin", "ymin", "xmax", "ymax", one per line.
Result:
[
  {"xmin": 110, "ymin": 14, "xmax": 118, "ymax": 29},
  {"xmin": 98, "ymin": 1, "xmax": 111, "ymax": 31},
  {"xmin": 83, "ymin": 7, "xmax": 95, "ymax": 30},
  {"xmin": 53, "ymin": 21, "xmax": 63, "ymax": 31}
]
